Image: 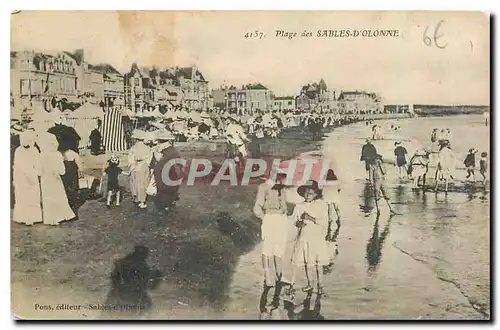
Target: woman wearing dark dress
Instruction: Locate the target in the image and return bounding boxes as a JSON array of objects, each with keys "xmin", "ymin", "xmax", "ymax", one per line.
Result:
[
  {"xmin": 153, "ymin": 134, "xmax": 183, "ymax": 213},
  {"xmin": 62, "ymin": 149, "xmax": 82, "ymax": 214},
  {"xmin": 89, "ymin": 127, "xmax": 102, "ymax": 155}
]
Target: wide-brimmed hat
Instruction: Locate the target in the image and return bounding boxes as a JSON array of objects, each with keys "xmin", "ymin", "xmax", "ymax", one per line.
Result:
[
  {"xmin": 297, "ymin": 180, "xmax": 322, "ymax": 198},
  {"xmin": 394, "ymin": 141, "xmax": 401, "ymax": 146},
  {"xmin": 414, "ymin": 148, "xmax": 427, "ymax": 156},
  {"xmin": 469, "ymin": 148, "xmax": 478, "ymax": 154},
  {"xmin": 11, "ymin": 122, "xmax": 23, "ymax": 134},
  {"xmin": 109, "ymin": 155, "xmax": 120, "ymax": 164}
]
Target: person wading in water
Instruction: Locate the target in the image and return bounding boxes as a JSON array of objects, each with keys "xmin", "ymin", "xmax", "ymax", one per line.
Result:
[
  {"xmin": 368, "ymin": 154, "xmax": 395, "ymax": 216},
  {"xmin": 360, "ymin": 138, "xmax": 378, "ymax": 181}
]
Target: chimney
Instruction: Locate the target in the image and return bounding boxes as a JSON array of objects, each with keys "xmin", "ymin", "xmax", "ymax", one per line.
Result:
[
  {"xmin": 333, "ymin": 91, "xmax": 336, "ymax": 101},
  {"xmin": 73, "ymin": 49, "xmax": 84, "ymax": 65},
  {"xmin": 191, "ymin": 65, "xmax": 197, "ymax": 80}
]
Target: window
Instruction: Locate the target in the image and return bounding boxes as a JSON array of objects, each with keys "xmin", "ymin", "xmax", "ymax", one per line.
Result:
[
  {"xmin": 32, "ymin": 80, "xmax": 42, "ymax": 94},
  {"xmin": 288, "ymin": 101, "xmax": 292, "ymax": 106},
  {"xmin": 134, "ymin": 78, "xmax": 140, "ymax": 86},
  {"xmin": 20, "ymin": 79, "xmax": 30, "ymax": 95}
]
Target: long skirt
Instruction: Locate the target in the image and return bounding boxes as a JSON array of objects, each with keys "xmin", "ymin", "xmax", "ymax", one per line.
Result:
[
  {"xmin": 13, "ymin": 175, "xmax": 42, "ymax": 225},
  {"xmin": 41, "ymin": 173, "xmax": 75, "ymax": 225},
  {"xmin": 154, "ymin": 185, "xmax": 180, "ymax": 210},
  {"xmin": 62, "ymin": 160, "xmax": 79, "ymax": 212},
  {"xmin": 130, "ymin": 165, "xmax": 150, "ymax": 203}
]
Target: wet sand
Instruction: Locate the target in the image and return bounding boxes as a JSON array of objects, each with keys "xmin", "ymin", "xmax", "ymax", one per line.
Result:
[{"xmin": 224, "ymin": 115, "xmax": 490, "ymax": 320}]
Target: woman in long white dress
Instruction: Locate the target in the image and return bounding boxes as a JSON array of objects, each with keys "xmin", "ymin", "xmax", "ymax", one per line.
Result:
[
  {"xmin": 128, "ymin": 133, "xmax": 152, "ymax": 209},
  {"xmin": 38, "ymin": 132, "xmax": 75, "ymax": 225},
  {"xmin": 13, "ymin": 131, "xmax": 43, "ymax": 226}
]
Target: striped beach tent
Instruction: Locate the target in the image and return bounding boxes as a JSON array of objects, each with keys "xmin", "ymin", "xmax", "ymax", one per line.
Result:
[{"xmin": 102, "ymin": 107, "xmax": 128, "ymax": 152}]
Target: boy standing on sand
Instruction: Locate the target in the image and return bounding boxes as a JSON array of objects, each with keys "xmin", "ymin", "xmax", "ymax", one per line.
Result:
[{"xmin": 105, "ymin": 156, "xmax": 123, "ymax": 208}]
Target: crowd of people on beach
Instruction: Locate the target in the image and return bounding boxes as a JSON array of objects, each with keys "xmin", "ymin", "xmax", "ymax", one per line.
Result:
[
  {"xmin": 11, "ymin": 104, "xmax": 365, "ymax": 222},
  {"xmin": 128, "ymin": 105, "xmax": 362, "ymax": 146},
  {"xmin": 111, "ymin": 110, "xmax": 363, "ymax": 213}
]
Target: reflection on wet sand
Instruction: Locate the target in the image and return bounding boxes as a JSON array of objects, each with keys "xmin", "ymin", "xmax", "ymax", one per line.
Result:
[
  {"xmin": 259, "ymin": 283, "xmax": 325, "ymax": 320},
  {"xmin": 359, "ymin": 182, "xmax": 375, "ymax": 215},
  {"xmin": 283, "ymin": 291, "xmax": 325, "ymax": 320},
  {"xmin": 257, "ymin": 221, "xmax": 341, "ymax": 320},
  {"xmin": 366, "ymin": 214, "xmax": 393, "ymax": 275}
]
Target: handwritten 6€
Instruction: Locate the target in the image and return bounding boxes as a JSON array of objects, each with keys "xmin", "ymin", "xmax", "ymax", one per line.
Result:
[{"xmin": 423, "ymin": 20, "xmax": 448, "ymax": 49}]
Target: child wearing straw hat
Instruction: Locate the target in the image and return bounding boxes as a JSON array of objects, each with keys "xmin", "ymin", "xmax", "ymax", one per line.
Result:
[
  {"xmin": 105, "ymin": 155, "xmax": 123, "ymax": 208},
  {"xmin": 288, "ymin": 180, "xmax": 329, "ymax": 296}
]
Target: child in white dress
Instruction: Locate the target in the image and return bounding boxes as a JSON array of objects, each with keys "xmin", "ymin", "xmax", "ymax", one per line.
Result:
[{"xmin": 289, "ymin": 180, "xmax": 330, "ymax": 295}]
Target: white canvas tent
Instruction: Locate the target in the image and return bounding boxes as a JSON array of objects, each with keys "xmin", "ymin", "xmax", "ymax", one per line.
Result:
[{"xmin": 64, "ymin": 103, "xmax": 104, "ymax": 149}]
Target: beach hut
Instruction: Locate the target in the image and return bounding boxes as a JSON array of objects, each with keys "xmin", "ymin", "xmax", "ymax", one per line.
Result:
[{"xmin": 101, "ymin": 107, "xmax": 128, "ymax": 152}]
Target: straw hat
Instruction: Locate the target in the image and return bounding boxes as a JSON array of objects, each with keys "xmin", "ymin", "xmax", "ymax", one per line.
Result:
[
  {"xmin": 109, "ymin": 155, "xmax": 120, "ymax": 165},
  {"xmin": 297, "ymin": 180, "xmax": 322, "ymax": 198},
  {"xmin": 11, "ymin": 122, "xmax": 23, "ymax": 134}
]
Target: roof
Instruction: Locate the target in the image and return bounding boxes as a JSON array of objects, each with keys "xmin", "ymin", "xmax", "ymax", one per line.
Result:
[
  {"xmin": 62, "ymin": 51, "xmax": 83, "ymax": 65},
  {"xmin": 176, "ymin": 67, "xmax": 206, "ymax": 82},
  {"xmin": 90, "ymin": 64, "xmax": 122, "ymax": 76},
  {"xmin": 244, "ymin": 83, "xmax": 268, "ymax": 90},
  {"xmin": 337, "ymin": 90, "xmax": 377, "ymax": 100},
  {"xmin": 159, "ymin": 69, "xmax": 177, "ymax": 80}
]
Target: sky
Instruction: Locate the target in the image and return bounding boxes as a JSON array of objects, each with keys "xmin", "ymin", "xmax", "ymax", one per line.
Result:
[{"xmin": 11, "ymin": 11, "xmax": 490, "ymax": 105}]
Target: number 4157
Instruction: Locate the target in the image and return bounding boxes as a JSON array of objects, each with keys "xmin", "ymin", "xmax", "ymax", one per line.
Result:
[{"xmin": 244, "ymin": 31, "xmax": 265, "ymax": 39}]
